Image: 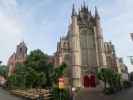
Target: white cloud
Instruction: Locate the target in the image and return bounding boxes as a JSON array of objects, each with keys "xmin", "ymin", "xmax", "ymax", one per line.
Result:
[
  {"xmin": 0, "ymin": 0, "xmax": 133, "ymax": 73},
  {"xmin": 99, "ymin": 0, "xmax": 133, "ymax": 72},
  {"xmin": 0, "ymin": 0, "xmax": 23, "ymax": 64}
]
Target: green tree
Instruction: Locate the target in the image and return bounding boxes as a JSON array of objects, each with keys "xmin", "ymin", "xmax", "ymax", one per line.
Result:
[
  {"xmin": 0, "ymin": 65, "xmax": 8, "ymax": 78},
  {"xmin": 97, "ymin": 68, "xmax": 122, "ymax": 93},
  {"xmin": 52, "ymin": 63, "xmax": 67, "ymax": 85},
  {"xmin": 7, "ymin": 49, "xmax": 67, "ymax": 89},
  {"xmin": 97, "ymin": 68, "xmax": 112, "ymax": 89},
  {"xmin": 25, "ymin": 49, "xmax": 52, "ymax": 88},
  {"xmin": 52, "ymin": 87, "xmax": 69, "ymax": 100}
]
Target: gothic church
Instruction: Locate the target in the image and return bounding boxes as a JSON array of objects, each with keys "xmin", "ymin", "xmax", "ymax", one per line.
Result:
[{"xmin": 53, "ymin": 3, "xmax": 117, "ymax": 88}]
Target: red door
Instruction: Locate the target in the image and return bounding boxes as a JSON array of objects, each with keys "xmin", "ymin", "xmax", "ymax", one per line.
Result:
[
  {"xmin": 90, "ymin": 75, "xmax": 96, "ymax": 87},
  {"xmin": 83, "ymin": 75, "xmax": 96, "ymax": 88},
  {"xmin": 83, "ymin": 75, "xmax": 90, "ymax": 87}
]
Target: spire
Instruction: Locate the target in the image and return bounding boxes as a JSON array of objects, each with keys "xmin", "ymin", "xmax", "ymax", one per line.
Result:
[
  {"xmin": 81, "ymin": 3, "xmax": 83, "ymax": 9},
  {"xmin": 95, "ymin": 6, "xmax": 100, "ymax": 19},
  {"xmin": 80, "ymin": 0, "xmax": 89, "ymax": 13},
  {"xmin": 72, "ymin": 4, "xmax": 77, "ymax": 16},
  {"xmin": 89, "ymin": 10, "xmax": 92, "ymax": 16},
  {"xmin": 83, "ymin": 0, "xmax": 86, "ymax": 8},
  {"xmin": 87, "ymin": 6, "xmax": 89, "ymax": 11}
]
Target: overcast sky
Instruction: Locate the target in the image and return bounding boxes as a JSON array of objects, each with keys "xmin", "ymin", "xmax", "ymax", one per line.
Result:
[{"xmin": 0, "ymin": 0, "xmax": 133, "ymax": 72}]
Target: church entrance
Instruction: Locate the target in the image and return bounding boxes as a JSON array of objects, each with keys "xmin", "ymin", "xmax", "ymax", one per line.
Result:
[
  {"xmin": 83, "ymin": 75, "xmax": 90, "ymax": 87},
  {"xmin": 83, "ymin": 74, "xmax": 96, "ymax": 88}
]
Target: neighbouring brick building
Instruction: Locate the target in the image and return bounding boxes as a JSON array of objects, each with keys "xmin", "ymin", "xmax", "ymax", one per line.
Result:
[
  {"xmin": 8, "ymin": 41, "xmax": 27, "ymax": 76},
  {"xmin": 104, "ymin": 42, "xmax": 118, "ymax": 72}
]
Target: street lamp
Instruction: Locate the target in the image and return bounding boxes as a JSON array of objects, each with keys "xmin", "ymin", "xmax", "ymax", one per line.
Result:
[{"xmin": 72, "ymin": 87, "xmax": 76, "ymax": 100}]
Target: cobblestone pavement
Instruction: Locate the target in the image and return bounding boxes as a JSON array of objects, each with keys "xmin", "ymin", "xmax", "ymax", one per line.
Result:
[
  {"xmin": 76, "ymin": 87, "xmax": 133, "ymax": 100},
  {"xmin": 0, "ymin": 87, "xmax": 23, "ymax": 100},
  {"xmin": 0, "ymin": 86, "xmax": 133, "ymax": 100}
]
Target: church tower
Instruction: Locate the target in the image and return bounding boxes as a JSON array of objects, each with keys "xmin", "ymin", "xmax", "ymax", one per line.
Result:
[
  {"xmin": 8, "ymin": 41, "xmax": 27, "ymax": 76},
  {"xmin": 94, "ymin": 7, "xmax": 107, "ymax": 67},
  {"xmin": 54, "ymin": 2, "xmax": 113, "ymax": 88},
  {"xmin": 68, "ymin": 4, "xmax": 81, "ymax": 87},
  {"xmin": 16, "ymin": 41, "xmax": 27, "ymax": 63}
]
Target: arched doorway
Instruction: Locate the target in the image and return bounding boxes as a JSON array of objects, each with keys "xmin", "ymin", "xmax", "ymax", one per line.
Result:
[
  {"xmin": 90, "ymin": 75, "xmax": 96, "ymax": 87},
  {"xmin": 83, "ymin": 74, "xmax": 96, "ymax": 88},
  {"xmin": 83, "ymin": 75, "xmax": 90, "ymax": 88}
]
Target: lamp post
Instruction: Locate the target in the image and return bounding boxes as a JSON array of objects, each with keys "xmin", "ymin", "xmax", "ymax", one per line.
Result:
[{"xmin": 72, "ymin": 87, "xmax": 76, "ymax": 100}]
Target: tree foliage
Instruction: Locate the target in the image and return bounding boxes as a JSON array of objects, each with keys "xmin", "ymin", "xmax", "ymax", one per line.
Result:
[
  {"xmin": 52, "ymin": 87, "xmax": 69, "ymax": 100},
  {"xmin": 0, "ymin": 65, "xmax": 8, "ymax": 78},
  {"xmin": 97, "ymin": 68, "xmax": 122, "ymax": 94},
  {"xmin": 7, "ymin": 49, "xmax": 67, "ymax": 89}
]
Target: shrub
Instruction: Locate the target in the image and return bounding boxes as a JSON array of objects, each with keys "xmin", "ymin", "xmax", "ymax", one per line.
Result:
[
  {"xmin": 123, "ymin": 81, "xmax": 132, "ymax": 88},
  {"xmin": 52, "ymin": 87, "xmax": 70, "ymax": 100}
]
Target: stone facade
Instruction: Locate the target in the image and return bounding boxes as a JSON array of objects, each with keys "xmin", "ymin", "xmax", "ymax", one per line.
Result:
[
  {"xmin": 53, "ymin": 4, "xmax": 113, "ymax": 88},
  {"xmin": 8, "ymin": 41, "xmax": 27, "ymax": 76},
  {"xmin": 117, "ymin": 57, "xmax": 129, "ymax": 81},
  {"xmin": 104, "ymin": 42, "xmax": 118, "ymax": 71}
]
